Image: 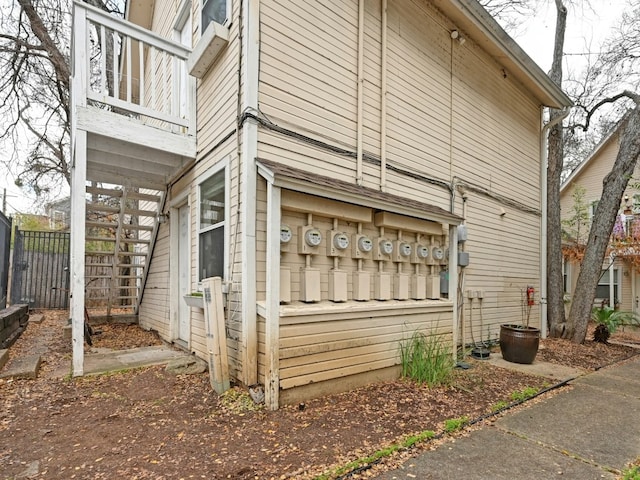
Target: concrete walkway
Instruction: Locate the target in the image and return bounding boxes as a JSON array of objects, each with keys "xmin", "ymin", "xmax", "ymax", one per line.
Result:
[
  {"xmin": 50, "ymin": 345, "xmax": 189, "ymax": 378},
  {"xmin": 375, "ymin": 355, "xmax": 640, "ymax": 479}
]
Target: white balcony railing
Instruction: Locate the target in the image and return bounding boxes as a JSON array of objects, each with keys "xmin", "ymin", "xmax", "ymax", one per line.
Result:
[{"xmin": 72, "ymin": 1, "xmax": 195, "ymax": 136}]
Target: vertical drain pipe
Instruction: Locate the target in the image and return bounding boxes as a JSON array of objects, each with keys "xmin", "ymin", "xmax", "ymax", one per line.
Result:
[
  {"xmin": 356, "ymin": 0, "xmax": 365, "ymax": 185},
  {"xmin": 379, "ymin": 0, "xmax": 388, "ymax": 192}
]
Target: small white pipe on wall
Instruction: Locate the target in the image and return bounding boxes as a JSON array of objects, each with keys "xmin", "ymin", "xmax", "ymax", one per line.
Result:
[
  {"xmin": 380, "ymin": 0, "xmax": 388, "ymax": 192},
  {"xmin": 356, "ymin": 0, "xmax": 365, "ymax": 185}
]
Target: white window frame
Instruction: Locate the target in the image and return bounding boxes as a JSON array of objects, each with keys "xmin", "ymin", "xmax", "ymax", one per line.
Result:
[
  {"xmin": 173, "ymin": 0, "xmax": 193, "ymax": 121},
  {"xmin": 196, "ymin": 160, "xmax": 230, "ymax": 287},
  {"xmin": 562, "ymin": 257, "xmax": 570, "ymax": 294},
  {"xmin": 596, "ymin": 267, "xmax": 620, "ymax": 305},
  {"xmin": 201, "ymin": 0, "xmax": 231, "ymax": 34}
]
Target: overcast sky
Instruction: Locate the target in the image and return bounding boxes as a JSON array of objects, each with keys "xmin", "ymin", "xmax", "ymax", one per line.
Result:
[{"xmin": 512, "ymin": 0, "xmax": 629, "ymax": 74}]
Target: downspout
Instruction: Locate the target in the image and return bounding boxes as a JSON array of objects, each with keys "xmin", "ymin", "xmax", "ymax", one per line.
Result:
[
  {"xmin": 355, "ymin": 0, "xmax": 365, "ymax": 185},
  {"xmin": 240, "ymin": 0, "xmax": 260, "ymax": 386},
  {"xmin": 540, "ymin": 107, "xmax": 570, "ymax": 338},
  {"xmin": 379, "ymin": 0, "xmax": 387, "ymax": 192}
]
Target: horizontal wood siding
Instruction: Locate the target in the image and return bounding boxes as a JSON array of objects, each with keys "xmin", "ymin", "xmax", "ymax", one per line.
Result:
[
  {"xmin": 256, "ymin": 178, "xmax": 268, "ymax": 303},
  {"xmin": 194, "ymin": 0, "xmax": 240, "ymax": 154},
  {"xmin": 276, "ymin": 302, "xmax": 453, "ymax": 390},
  {"xmin": 139, "ymin": 223, "xmax": 171, "ymax": 337},
  {"xmin": 456, "ymin": 191, "xmax": 541, "ymax": 344},
  {"xmin": 192, "ymin": 138, "xmax": 242, "ymax": 380},
  {"xmin": 257, "ymin": 0, "xmax": 546, "ymax": 358},
  {"xmin": 560, "ymin": 135, "xmax": 621, "ymax": 217}
]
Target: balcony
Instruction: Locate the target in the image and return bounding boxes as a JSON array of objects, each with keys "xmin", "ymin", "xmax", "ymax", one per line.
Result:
[{"xmin": 72, "ymin": 1, "xmax": 196, "ymax": 189}]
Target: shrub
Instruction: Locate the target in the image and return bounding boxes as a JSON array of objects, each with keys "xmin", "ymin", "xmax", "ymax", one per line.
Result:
[
  {"xmin": 400, "ymin": 331, "xmax": 454, "ymax": 386},
  {"xmin": 591, "ymin": 306, "xmax": 640, "ymax": 343}
]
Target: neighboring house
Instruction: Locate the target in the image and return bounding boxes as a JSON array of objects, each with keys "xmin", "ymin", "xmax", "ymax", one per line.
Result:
[
  {"xmin": 46, "ymin": 197, "xmax": 71, "ymax": 230},
  {"xmin": 70, "ymin": 0, "xmax": 571, "ymax": 408},
  {"xmin": 560, "ymin": 120, "xmax": 640, "ymax": 314}
]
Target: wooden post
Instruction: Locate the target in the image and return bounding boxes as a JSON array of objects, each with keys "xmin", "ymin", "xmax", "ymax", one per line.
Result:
[
  {"xmin": 202, "ymin": 276, "xmax": 230, "ymax": 394},
  {"xmin": 265, "ymin": 183, "xmax": 281, "ymax": 410}
]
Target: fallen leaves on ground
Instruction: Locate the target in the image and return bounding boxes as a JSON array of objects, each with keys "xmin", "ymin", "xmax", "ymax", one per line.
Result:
[{"xmin": 0, "ymin": 310, "xmax": 638, "ymax": 479}]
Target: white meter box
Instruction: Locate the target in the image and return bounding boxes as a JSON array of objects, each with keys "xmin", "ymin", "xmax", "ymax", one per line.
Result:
[
  {"xmin": 327, "ymin": 230, "xmax": 350, "ymax": 257},
  {"xmin": 374, "ymin": 238, "xmax": 394, "ymax": 261},
  {"xmin": 351, "ymin": 234, "xmax": 373, "ymax": 260},
  {"xmin": 298, "ymin": 225, "xmax": 322, "ymax": 255},
  {"xmin": 411, "ymin": 243, "xmax": 429, "ymax": 264},
  {"xmin": 426, "ymin": 243, "xmax": 444, "ymax": 266},
  {"xmin": 280, "ymin": 224, "xmax": 295, "ymax": 253},
  {"xmin": 392, "ymin": 241, "xmax": 412, "ymax": 263}
]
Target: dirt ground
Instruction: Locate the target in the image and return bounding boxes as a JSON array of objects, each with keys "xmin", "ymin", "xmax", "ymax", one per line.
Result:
[{"xmin": 1, "ymin": 310, "xmax": 639, "ymax": 480}]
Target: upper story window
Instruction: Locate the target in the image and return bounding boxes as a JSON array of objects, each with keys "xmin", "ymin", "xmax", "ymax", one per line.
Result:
[
  {"xmin": 188, "ymin": 0, "xmax": 231, "ymax": 78},
  {"xmin": 202, "ymin": 0, "xmax": 229, "ymax": 31},
  {"xmin": 198, "ymin": 168, "xmax": 226, "ymax": 281}
]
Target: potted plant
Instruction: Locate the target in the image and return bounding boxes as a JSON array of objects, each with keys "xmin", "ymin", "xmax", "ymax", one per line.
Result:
[
  {"xmin": 183, "ymin": 292, "xmax": 204, "ymax": 309},
  {"xmin": 499, "ymin": 286, "xmax": 540, "ymax": 364}
]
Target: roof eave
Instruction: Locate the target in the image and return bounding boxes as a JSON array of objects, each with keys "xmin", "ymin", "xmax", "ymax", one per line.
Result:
[{"xmin": 433, "ymin": 0, "xmax": 573, "ymax": 109}]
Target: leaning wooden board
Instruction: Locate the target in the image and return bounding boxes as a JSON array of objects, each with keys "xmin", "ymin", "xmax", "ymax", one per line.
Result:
[{"xmin": 202, "ymin": 277, "xmax": 230, "ymax": 394}]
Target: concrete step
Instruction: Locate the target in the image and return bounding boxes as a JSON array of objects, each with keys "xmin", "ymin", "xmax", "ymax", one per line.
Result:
[
  {"xmin": 0, "ymin": 354, "xmax": 42, "ymax": 380},
  {"xmin": 0, "ymin": 349, "xmax": 8, "ymax": 370}
]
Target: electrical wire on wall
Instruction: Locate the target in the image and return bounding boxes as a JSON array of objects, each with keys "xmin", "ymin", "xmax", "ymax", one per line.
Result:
[{"xmin": 241, "ymin": 109, "xmax": 538, "ymax": 218}]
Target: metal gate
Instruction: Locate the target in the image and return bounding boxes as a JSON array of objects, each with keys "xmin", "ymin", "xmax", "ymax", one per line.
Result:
[
  {"xmin": 0, "ymin": 211, "xmax": 11, "ymax": 309},
  {"xmin": 11, "ymin": 229, "xmax": 70, "ymax": 309}
]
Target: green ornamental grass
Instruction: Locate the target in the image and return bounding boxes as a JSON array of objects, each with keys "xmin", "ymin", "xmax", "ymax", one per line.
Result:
[{"xmin": 400, "ymin": 331, "xmax": 454, "ymax": 386}]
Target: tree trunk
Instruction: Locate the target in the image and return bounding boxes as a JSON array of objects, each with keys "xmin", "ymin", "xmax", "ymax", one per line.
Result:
[
  {"xmin": 546, "ymin": 0, "xmax": 568, "ymax": 337},
  {"xmin": 566, "ymin": 105, "xmax": 640, "ymax": 343}
]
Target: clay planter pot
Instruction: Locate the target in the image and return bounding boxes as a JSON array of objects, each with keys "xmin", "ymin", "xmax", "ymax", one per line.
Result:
[{"xmin": 499, "ymin": 324, "xmax": 540, "ymax": 364}]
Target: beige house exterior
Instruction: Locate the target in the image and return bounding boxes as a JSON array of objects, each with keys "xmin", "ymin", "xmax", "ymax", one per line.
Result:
[
  {"xmin": 560, "ymin": 122, "xmax": 640, "ymax": 315},
  {"xmin": 70, "ymin": 0, "xmax": 571, "ymax": 408}
]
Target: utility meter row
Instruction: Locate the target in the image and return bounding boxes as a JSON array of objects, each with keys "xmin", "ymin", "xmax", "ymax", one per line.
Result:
[{"xmin": 280, "ymin": 224, "xmax": 447, "ymax": 265}]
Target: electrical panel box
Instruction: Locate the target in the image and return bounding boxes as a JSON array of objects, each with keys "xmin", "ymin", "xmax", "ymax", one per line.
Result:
[
  {"xmin": 353, "ymin": 271, "xmax": 371, "ymax": 301},
  {"xmin": 393, "ymin": 273, "xmax": 410, "ymax": 300},
  {"xmin": 426, "ymin": 274, "xmax": 440, "ymax": 299},
  {"xmin": 440, "ymin": 271, "xmax": 449, "ymax": 295},
  {"xmin": 458, "ymin": 251, "xmax": 470, "ymax": 267},
  {"xmin": 280, "ymin": 224, "xmax": 294, "ymax": 253},
  {"xmin": 411, "ymin": 274, "xmax": 427, "ymax": 300},
  {"xmin": 298, "ymin": 226, "xmax": 322, "ymax": 255},
  {"xmin": 300, "ymin": 267, "xmax": 321, "ymax": 302},
  {"xmin": 410, "ymin": 243, "xmax": 429, "ymax": 264},
  {"xmin": 457, "ymin": 224, "xmax": 468, "ymax": 243},
  {"xmin": 328, "ymin": 269, "xmax": 348, "ymax": 302},
  {"xmin": 327, "ymin": 230, "xmax": 350, "ymax": 257},
  {"xmin": 393, "ymin": 241, "xmax": 412, "ymax": 263},
  {"xmin": 374, "ymin": 238, "xmax": 394, "ymax": 261},
  {"xmin": 374, "ymin": 272, "xmax": 392, "ymax": 300},
  {"xmin": 352, "ymin": 234, "xmax": 373, "ymax": 260}
]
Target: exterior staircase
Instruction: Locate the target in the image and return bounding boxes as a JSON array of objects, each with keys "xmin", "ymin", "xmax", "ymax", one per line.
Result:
[{"xmin": 84, "ymin": 185, "xmax": 165, "ymax": 317}]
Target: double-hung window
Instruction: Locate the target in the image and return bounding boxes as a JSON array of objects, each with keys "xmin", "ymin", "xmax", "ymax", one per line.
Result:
[
  {"xmin": 202, "ymin": 0, "xmax": 229, "ymax": 31},
  {"xmin": 596, "ymin": 268, "xmax": 619, "ymax": 302},
  {"xmin": 199, "ymin": 169, "xmax": 226, "ymax": 281}
]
